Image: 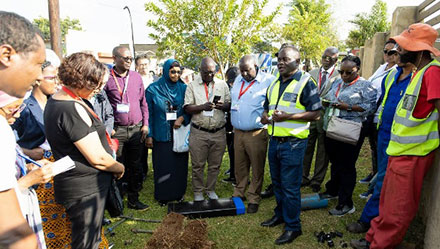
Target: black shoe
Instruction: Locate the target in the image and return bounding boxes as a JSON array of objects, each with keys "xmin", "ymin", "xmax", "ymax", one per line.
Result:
[
  {"xmin": 350, "ymin": 238, "xmax": 370, "ymax": 249},
  {"xmin": 310, "ymin": 184, "xmax": 321, "ymax": 193},
  {"xmin": 224, "ymin": 169, "xmax": 231, "ymax": 176},
  {"xmin": 319, "ymin": 192, "xmax": 338, "ymax": 200},
  {"xmin": 247, "ymin": 203, "xmax": 259, "ymax": 214},
  {"xmin": 275, "ymin": 230, "xmax": 302, "ymax": 245},
  {"xmin": 347, "ymin": 221, "xmax": 370, "ymax": 233},
  {"xmin": 261, "ymin": 184, "xmax": 274, "ymax": 199},
  {"xmin": 328, "ymin": 205, "xmax": 355, "ymax": 216},
  {"xmin": 261, "ymin": 215, "xmax": 284, "ymax": 227},
  {"xmin": 359, "ymin": 173, "xmax": 373, "ymax": 184},
  {"xmin": 127, "ymin": 200, "xmax": 149, "ymax": 210}
]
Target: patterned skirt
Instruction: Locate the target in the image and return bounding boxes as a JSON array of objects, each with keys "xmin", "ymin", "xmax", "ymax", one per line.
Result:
[{"xmin": 36, "ymin": 150, "xmax": 109, "ymax": 249}]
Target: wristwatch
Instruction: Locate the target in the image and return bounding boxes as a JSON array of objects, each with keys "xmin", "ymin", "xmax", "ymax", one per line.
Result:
[{"xmin": 347, "ymin": 104, "xmax": 353, "ymax": 111}]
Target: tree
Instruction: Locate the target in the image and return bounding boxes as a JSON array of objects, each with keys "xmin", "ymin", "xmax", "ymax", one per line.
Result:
[
  {"xmin": 282, "ymin": 0, "xmax": 338, "ymax": 69},
  {"xmin": 346, "ymin": 0, "xmax": 390, "ymax": 49},
  {"xmin": 33, "ymin": 16, "xmax": 83, "ymax": 42},
  {"xmin": 145, "ymin": 0, "xmax": 280, "ymax": 78}
]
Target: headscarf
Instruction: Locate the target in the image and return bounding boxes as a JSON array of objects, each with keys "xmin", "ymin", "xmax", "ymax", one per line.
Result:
[
  {"xmin": 0, "ymin": 91, "xmax": 19, "ymax": 108},
  {"xmin": 157, "ymin": 59, "xmax": 184, "ymax": 104}
]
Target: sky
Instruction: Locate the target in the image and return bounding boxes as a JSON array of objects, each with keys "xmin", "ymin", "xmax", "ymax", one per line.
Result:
[{"xmin": 3, "ymin": 0, "xmax": 425, "ymax": 48}]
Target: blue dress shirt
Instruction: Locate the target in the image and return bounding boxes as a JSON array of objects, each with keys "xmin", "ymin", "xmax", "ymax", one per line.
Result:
[{"xmin": 230, "ymin": 71, "xmax": 275, "ymax": 130}]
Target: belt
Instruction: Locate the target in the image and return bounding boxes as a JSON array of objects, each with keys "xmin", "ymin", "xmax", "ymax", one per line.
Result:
[
  {"xmin": 235, "ymin": 128, "xmax": 263, "ymax": 133},
  {"xmin": 192, "ymin": 123, "xmax": 225, "ymax": 133},
  {"xmin": 271, "ymin": 136, "xmax": 295, "ymax": 143},
  {"xmin": 115, "ymin": 122, "xmax": 142, "ymax": 130}
]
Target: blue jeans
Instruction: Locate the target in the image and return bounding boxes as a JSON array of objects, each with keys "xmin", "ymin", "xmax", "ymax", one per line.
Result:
[
  {"xmin": 359, "ymin": 131, "xmax": 390, "ymax": 223},
  {"xmin": 268, "ymin": 137, "xmax": 307, "ymax": 231}
]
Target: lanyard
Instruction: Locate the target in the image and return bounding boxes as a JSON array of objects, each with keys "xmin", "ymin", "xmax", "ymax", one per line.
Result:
[
  {"xmin": 335, "ymin": 75, "xmax": 360, "ymax": 98},
  {"xmin": 318, "ymin": 66, "xmax": 335, "ymax": 90},
  {"xmin": 111, "ymin": 69, "xmax": 130, "ymax": 98},
  {"xmin": 62, "ymin": 86, "xmax": 113, "ymax": 147},
  {"xmin": 238, "ymin": 79, "xmax": 256, "ymax": 99},
  {"xmin": 204, "ymin": 82, "xmax": 215, "ymax": 102}
]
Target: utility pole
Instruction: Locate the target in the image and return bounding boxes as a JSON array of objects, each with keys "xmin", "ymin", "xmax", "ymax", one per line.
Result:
[
  {"xmin": 48, "ymin": 0, "xmax": 62, "ymax": 58},
  {"xmin": 123, "ymin": 6, "xmax": 136, "ymax": 58}
]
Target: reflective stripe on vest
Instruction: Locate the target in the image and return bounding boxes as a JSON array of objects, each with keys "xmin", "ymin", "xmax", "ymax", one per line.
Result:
[
  {"xmin": 386, "ymin": 60, "xmax": 440, "ymax": 156},
  {"xmin": 377, "ymin": 68, "xmax": 398, "ymax": 129},
  {"xmin": 267, "ymin": 72, "xmax": 311, "ymax": 138}
]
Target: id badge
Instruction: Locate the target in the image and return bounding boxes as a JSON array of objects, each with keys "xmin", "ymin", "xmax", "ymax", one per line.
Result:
[
  {"xmin": 402, "ymin": 94, "xmax": 417, "ymax": 111},
  {"xmin": 231, "ymin": 104, "xmax": 239, "ymax": 111},
  {"xmin": 166, "ymin": 112, "xmax": 177, "ymax": 120},
  {"xmin": 116, "ymin": 103, "xmax": 130, "ymax": 113},
  {"xmin": 203, "ymin": 110, "xmax": 214, "ymax": 117}
]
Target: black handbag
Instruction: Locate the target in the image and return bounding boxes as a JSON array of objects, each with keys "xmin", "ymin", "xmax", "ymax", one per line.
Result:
[{"xmin": 106, "ymin": 178, "xmax": 124, "ymax": 217}]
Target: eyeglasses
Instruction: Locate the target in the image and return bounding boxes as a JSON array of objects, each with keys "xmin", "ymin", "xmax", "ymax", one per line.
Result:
[
  {"xmin": 338, "ymin": 70, "xmax": 356, "ymax": 75},
  {"xmin": 170, "ymin": 70, "xmax": 182, "ymax": 75},
  {"xmin": 322, "ymin": 55, "xmax": 336, "ymax": 61},
  {"xmin": 383, "ymin": 49, "xmax": 397, "ymax": 56},
  {"xmin": 116, "ymin": 55, "xmax": 133, "ymax": 62}
]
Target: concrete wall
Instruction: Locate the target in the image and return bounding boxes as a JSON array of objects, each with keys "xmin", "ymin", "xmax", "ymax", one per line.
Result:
[
  {"xmin": 360, "ymin": 32, "xmax": 387, "ymax": 79},
  {"xmin": 359, "ymin": 6, "xmax": 417, "ymax": 79},
  {"xmin": 420, "ymin": 151, "xmax": 440, "ymax": 249}
]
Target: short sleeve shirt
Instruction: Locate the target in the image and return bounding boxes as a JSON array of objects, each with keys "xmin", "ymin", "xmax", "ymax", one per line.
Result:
[
  {"xmin": 0, "ymin": 115, "xmax": 17, "ymax": 191},
  {"xmin": 184, "ymin": 75, "xmax": 231, "ymax": 129},
  {"xmin": 412, "ymin": 66, "xmax": 440, "ymax": 119}
]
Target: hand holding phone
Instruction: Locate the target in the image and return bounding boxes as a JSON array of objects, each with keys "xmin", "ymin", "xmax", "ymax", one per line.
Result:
[{"xmin": 213, "ymin": 95, "xmax": 221, "ymax": 104}]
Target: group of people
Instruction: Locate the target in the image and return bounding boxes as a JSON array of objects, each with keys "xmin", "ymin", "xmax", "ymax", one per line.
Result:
[{"xmin": 1, "ymin": 9, "xmax": 440, "ymax": 249}]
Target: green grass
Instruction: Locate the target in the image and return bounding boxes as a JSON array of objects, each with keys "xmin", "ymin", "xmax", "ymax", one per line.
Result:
[{"xmin": 105, "ymin": 142, "xmax": 420, "ymax": 248}]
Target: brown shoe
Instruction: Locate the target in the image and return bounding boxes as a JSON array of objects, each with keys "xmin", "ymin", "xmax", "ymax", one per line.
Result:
[{"xmin": 346, "ymin": 221, "xmax": 370, "ymax": 233}]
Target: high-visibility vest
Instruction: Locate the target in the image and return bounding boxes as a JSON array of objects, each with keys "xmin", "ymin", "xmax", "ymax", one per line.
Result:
[
  {"xmin": 377, "ymin": 68, "xmax": 399, "ymax": 129},
  {"xmin": 267, "ymin": 72, "xmax": 311, "ymax": 139},
  {"xmin": 386, "ymin": 60, "xmax": 440, "ymax": 156}
]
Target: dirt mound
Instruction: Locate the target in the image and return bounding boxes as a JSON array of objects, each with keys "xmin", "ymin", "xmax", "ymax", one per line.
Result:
[{"xmin": 144, "ymin": 213, "xmax": 214, "ymax": 249}]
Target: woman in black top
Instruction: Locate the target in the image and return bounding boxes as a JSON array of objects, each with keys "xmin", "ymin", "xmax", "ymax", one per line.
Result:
[{"xmin": 44, "ymin": 53, "xmax": 124, "ymax": 249}]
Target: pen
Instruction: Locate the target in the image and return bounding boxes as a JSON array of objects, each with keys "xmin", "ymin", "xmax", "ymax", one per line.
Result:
[{"xmin": 17, "ymin": 153, "xmax": 43, "ymax": 168}]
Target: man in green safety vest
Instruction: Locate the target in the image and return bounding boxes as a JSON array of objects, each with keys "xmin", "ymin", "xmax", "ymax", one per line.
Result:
[
  {"xmin": 351, "ymin": 23, "xmax": 440, "ymax": 249},
  {"xmin": 259, "ymin": 45, "xmax": 321, "ymax": 245}
]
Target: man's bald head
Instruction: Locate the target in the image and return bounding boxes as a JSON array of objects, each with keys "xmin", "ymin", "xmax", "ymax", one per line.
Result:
[
  {"xmin": 239, "ymin": 55, "xmax": 258, "ymax": 82},
  {"xmin": 321, "ymin": 46, "xmax": 339, "ymax": 70},
  {"xmin": 200, "ymin": 57, "xmax": 217, "ymax": 83},
  {"xmin": 112, "ymin": 46, "xmax": 129, "ymax": 56}
]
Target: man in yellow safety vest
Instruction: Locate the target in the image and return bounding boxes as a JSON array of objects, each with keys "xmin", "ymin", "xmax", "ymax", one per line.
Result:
[{"xmin": 260, "ymin": 45, "xmax": 321, "ymax": 245}]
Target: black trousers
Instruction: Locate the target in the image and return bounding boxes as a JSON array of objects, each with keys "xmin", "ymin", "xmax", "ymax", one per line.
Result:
[
  {"xmin": 64, "ymin": 191, "xmax": 107, "ymax": 249},
  {"xmin": 226, "ymin": 130, "xmax": 235, "ymax": 179},
  {"xmin": 113, "ymin": 124, "xmax": 144, "ymax": 201},
  {"xmin": 324, "ymin": 128, "xmax": 366, "ymax": 207}
]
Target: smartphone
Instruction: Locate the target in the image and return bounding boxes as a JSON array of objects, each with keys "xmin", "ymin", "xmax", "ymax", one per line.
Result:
[{"xmin": 213, "ymin": 95, "xmax": 221, "ymax": 104}]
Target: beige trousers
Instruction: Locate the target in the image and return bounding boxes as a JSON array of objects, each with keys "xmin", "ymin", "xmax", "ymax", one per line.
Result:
[{"xmin": 189, "ymin": 126, "xmax": 226, "ymax": 193}]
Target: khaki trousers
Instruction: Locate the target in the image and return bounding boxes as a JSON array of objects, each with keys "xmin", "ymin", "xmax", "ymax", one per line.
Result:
[
  {"xmin": 189, "ymin": 126, "xmax": 226, "ymax": 193},
  {"xmin": 233, "ymin": 128, "xmax": 268, "ymax": 204}
]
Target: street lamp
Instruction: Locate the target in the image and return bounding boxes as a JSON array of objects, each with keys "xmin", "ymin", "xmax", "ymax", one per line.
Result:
[{"xmin": 123, "ymin": 6, "xmax": 136, "ymax": 57}]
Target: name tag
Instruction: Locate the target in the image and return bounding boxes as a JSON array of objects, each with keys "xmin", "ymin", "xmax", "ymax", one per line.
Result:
[
  {"xmin": 402, "ymin": 94, "xmax": 417, "ymax": 111},
  {"xmin": 283, "ymin": 92, "xmax": 297, "ymax": 102},
  {"xmin": 166, "ymin": 112, "xmax": 177, "ymax": 121},
  {"xmin": 116, "ymin": 103, "xmax": 130, "ymax": 113},
  {"xmin": 203, "ymin": 110, "xmax": 214, "ymax": 117}
]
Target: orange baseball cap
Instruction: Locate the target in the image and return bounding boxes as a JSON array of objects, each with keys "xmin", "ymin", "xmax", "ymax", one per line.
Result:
[{"xmin": 391, "ymin": 23, "xmax": 440, "ymax": 57}]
